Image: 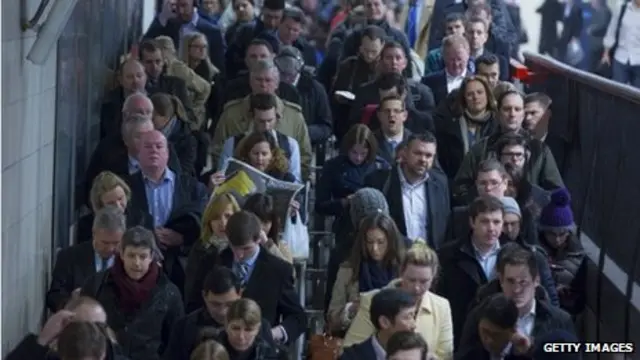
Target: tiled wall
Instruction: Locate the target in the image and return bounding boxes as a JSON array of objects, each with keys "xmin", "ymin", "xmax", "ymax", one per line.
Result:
[{"xmin": 1, "ymin": 0, "xmax": 57, "ymax": 354}]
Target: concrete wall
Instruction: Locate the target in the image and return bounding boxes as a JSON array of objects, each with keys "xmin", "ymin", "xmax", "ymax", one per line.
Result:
[{"xmin": 1, "ymin": 0, "xmax": 57, "ymax": 355}]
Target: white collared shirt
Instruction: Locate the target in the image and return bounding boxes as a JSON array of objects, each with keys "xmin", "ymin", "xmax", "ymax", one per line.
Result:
[
  {"xmin": 472, "ymin": 241, "xmax": 501, "ymax": 280},
  {"xmin": 398, "ymin": 168, "xmax": 428, "ymax": 241},
  {"xmin": 603, "ymin": 2, "xmax": 640, "ymax": 66},
  {"xmin": 385, "ymin": 131, "xmax": 404, "ymax": 146},
  {"xmin": 446, "ymin": 69, "xmax": 467, "ymax": 93},
  {"xmin": 517, "ymin": 300, "xmax": 537, "ymax": 337}
]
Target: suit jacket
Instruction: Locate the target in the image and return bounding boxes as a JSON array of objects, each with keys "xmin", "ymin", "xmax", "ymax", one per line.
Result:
[
  {"xmin": 373, "ymin": 128, "xmax": 412, "ymax": 166},
  {"xmin": 421, "ymin": 70, "xmax": 449, "ymax": 107},
  {"xmin": 365, "ymin": 166, "xmax": 451, "ymax": 250},
  {"xmin": 144, "ymin": 17, "xmax": 226, "ymax": 75},
  {"xmin": 457, "ymin": 299, "xmax": 575, "ymax": 359},
  {"xmin": 83, "ymin": 136, "xmax": 183, "ymax": 207},
  {"xmin": 198, "ymin": 247, "xmax": 308, "ymax": 342},
  {"xmin": 343, "ymin": 279, "xmax": 454, "ymax": 360},
  {"xmin": 46, "ymin": 242, "xmax": 101, "ymax": 312},
  {"xmin": 340, "ymin": 338, "xmax": 376, "ymax": 360}
]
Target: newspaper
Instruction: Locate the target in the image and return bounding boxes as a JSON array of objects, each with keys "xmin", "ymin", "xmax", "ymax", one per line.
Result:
[{"xmin": 213, "ymin": 158, "xmax": 304, "ymax": 228}]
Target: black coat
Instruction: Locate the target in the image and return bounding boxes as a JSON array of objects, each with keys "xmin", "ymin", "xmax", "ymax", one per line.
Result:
[
  {"xmin": 340, "ymin": 337, "xmax": 376, "ymax": 360},
  {"xmin": 421, "ymin": 70, "xmax": 450, "ymax": 107},
  {"xmin": 165, "ymin": 119, "xmax": 198, "ymax": 176},
  {"xmin": 185, "ymin": 247, "xmax": 308, "ymax": 342},
  {"xmin": 373, "ymin": 129, "xmax": 413, "ymax": 166},
  {"xmin": 296, "ymin": 72, "xmax": 333, "ymax": 145},
  {"xmin": 163, "ymin": 308, "xmax": 275, "ymax": 360},
  {"xmin": 83, "ymin": 136, "xmax": 183, "ymax": 207},
  {"xmin": 81, "ymin": 271, "xmax": 185, "ymax": 360},
  {"xmin": 144, "ymin": 17, "xmax": 226, "ymax": 76},
  {"xmin": 4, "ymin": 334, "xmax": 130, "ymax": 360},
  {"xmin": 365, "ymin": 166, "xmax": 451, "ymax": 250}
]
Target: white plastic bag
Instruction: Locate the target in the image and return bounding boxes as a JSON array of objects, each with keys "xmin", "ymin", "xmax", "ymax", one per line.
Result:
[
  {"xmin": 282, "ymin": 211, "xmax": 309, "ymax": 260},
  {"xmin": 566, "ymin": 39, "xmax": 584, "ymax": 66}
]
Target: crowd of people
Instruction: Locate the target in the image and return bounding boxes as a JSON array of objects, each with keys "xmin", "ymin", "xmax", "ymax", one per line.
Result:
[{"xmin": 5, "ymin": 0, "xmax": 591, "ymax": 359}]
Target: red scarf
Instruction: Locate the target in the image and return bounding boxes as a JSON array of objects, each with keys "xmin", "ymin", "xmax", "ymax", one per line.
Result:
[{"xmin": 110, "ymin": 256, "xmax": 160, "ymax": 314}]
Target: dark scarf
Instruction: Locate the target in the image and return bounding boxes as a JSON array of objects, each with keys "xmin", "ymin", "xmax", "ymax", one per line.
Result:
[
  {"xmin": 339, "ymin": 155, "xmax": 375, "ymax": 193},
  {"xmin": 110, "ymin": 256, "xmax": 160, "ymax": 314},
  {"xmin": 359, "ymin": 260, "xmax": 394, "ymax": 292}
]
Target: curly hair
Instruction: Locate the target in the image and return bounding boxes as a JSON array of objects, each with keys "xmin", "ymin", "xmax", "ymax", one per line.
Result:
[{"xmin": 233, "ymin": 131, "xmax": 289, "ymax": 175}]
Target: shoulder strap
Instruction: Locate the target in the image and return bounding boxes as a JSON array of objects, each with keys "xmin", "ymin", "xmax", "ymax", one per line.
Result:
[
  {"xmin": 382, "ymin": 169, "xmax": 393, "ymax": 195},
  {"xmin": 275, "ymin": 132, "xmax": 292, "ymax": 159},
  {"xmin": 614, "ymin": 0, "xmax": 630, "ymax": 50}
]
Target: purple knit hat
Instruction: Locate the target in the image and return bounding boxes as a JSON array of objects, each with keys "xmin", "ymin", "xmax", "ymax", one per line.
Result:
[{"xmin": 539, "ymin": 188, "xmax": 576, "ymax": 232}]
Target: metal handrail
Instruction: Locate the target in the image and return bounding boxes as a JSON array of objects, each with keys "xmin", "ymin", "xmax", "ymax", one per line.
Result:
[{"xmin": 523, "ymin": 51, "xmax": 640, "ymax": 105}]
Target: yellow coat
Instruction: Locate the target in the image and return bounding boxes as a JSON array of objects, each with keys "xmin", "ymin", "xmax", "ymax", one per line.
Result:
[{"xmin": 343, "ymin": 279, "xmax": 454, "ymax": 360}]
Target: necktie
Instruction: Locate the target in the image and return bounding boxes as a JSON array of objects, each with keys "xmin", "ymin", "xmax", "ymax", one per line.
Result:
[
  {"xmin": 389, "ymin": 140, "xmax": 399, "ymax": 159},
  {"xmin": 101, "ymin": 257, "xmax": 110, "ymax": 272},
  {"xmin": 406, "ymin": 2, "xmax": 418, "ymax": 48},
  {"xmin": 235, "ymin": 262, "xmax": 250, "ymax": 285}
]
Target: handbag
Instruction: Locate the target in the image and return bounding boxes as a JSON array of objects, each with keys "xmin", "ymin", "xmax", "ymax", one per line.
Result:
[
  {"xmin": 308, "ymin": 333, "xmax": 343, "ymax": 360},
  {"xmin": 282, "ymin": 211, "xmax": 310, "ymax": 260}
]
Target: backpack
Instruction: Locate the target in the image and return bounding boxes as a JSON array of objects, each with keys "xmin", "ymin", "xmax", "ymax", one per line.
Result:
[{"xmin": 233, "ymin": 132, "xmax": 293, "ymax": 159}]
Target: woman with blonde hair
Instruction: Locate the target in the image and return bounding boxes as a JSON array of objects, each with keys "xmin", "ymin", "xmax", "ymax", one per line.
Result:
[
  {"xmin": 151, "ymin": 92, "xmax": 199, "ymax": 175},
  {"xmin": 184, "ymin": 192, "xmax": 240, "ymax": 307},
  {"xmin": 344, "ymin": 240, "xmax": 454, "ymax": 360},
  {"xmin": 76, "ymin": 171, "xmax": 151, "ymax": 243},
  {"xmin": 190, "ymin": 339, "xmax": 230, "ymax": 360}
]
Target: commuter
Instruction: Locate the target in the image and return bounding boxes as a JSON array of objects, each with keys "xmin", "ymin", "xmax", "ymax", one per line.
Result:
[
  {"xmin": 328, "ymin": 213, "xmax": 405, "ymax": 332},
  {"xmin": 212, "ymin": 59, "xmax": 312, "ymax": 179},
  {"xmin": 366, "ymin": 133, "xmax": 451, "ymax": 250},
  {"xmin": 474, "ymin": 54, "xmax": 502, "ymax": 88},
  {"xmin": 275, "ymin": 46, "xmax": 333, "ymax": 146},
  {"xmin": 422, "ymin": 34, "xmax": 472, "ymax": 106},
  {"xmin": 464, "ymin": 2, "xmax": 514, "ymax": 60},
  {"xmin": 155, "ymin": 35, "xmax": 211, "ymax": 130},
  {"xmin": 187, "ymin": 211, "xmax": 308, "ymax": 343},
  {"xmin": 316, "ymin": 124, "xmax": 387, "ymax": 234},
  {"xmin": 602, "ymin": 0, "xmax": 640, "ymax": 87},
  {"xmin": 434, "ymin": 76, "xmax": 498, "ymax": 181},
  {"xmin": 424, "ymin": 13, "xmax": 467, "ymax": 75},
  {"xmin": 466, "ymin": 17, "xmax": 509, "ymax": 81},
  {"xmin": 126, "ymin": 131, "xmax": 205, "ymax": 290},
  {"xmin": 224, "ymin": 0, "xmax": 286, "ymax": 79},
  {"xmin": 81, "ymin": 226, "xmax": 185, "ymax": 360},
  {"xmin": 375, "ymin": 41, "xmax": 436, "ymax": 113},
  {"xmin": 138, "ymin": 40, "xmax": 197, "ymax": 126},
  {"xmin": 454, "ymin": 294, "xmax": 527, "ymax": 359},
  {"xmin": 184, "ymin": 193, "xmax": 241, "ymax": 306},
  {"xmin": 339, "ymin": 0, "xmax": 411, "ymax": 67},
  {"xmin": 100, "ymin": 61, "xmax": 151, "ymax": 139},
  {"xmin": 555, "ymin": 0, "xmax": 584, "ymax": 64},
  {"xmin": 151, "ymin": 93, "xmax": 199, "ymax": 176},
  {"xmin": 47, "ymin": 206, "xmax": 126, "ymax": 312},
  {"xmin": 165, "ymin": 266, "xmax": 275, "ymax": 360},
  {"xmin": 276, "ymin": 7, "xmax": 317, "ymax": 66},
  {"xmin": 458, "ymin": 246, "xmax": 575, "ymax": 356},
  {"xmin": 340, "ymin": 288, "xmax": 417, "ymax": 360},
  {"xmin": 243, "ymin": 193, "xmax": 294, "ymax": 263},
  {"xmin": 216, "ymin": 299, "xmax": 289, "ymax": 360},
  {"xmin": 370, "ymin": 95, "xmax": 413, "ymax": 166},
  {"xmin": 222, "ymin": 40, "xmax": 301, "ymax": 108},
  {"xmin": 198, "ymin": 0, "xmax": 227, "ymax": 25},
  {"xmin": 436, "ymin": 195, "xmax": 503, "ymax": 345},
  {"xmin": 76, "ymin": 171, "xmax": 152, "ymax": 244},
  {"xmin": 349, "ymin": 71, "xmax": 435, "ymax": 135},
  {"xmin": 344, "ymin": 241, "xmax": 453, "ymax": 360},
  {"xmin": 523, "ymin": 92, "xmax": 566, "ymax": 171},
  {"xmin": 85, "ymin": 111, "xmax": 184, "ymax": 206},
  {"xmin": 453, "ymin": 91, "xmax": 564, "ymax": 204},
  {"xmin": 179, "ymin": 32, "xmax": 219, "ymax": 127},
  {"xmin": 385, "ymin": 331, "xmax": 430, "ymax": 360},
  {"xmin": 145, "ymin": 0, "xmax": 226, "ymax": 74},
  {"xmin": 538, "ymin": 188, "xmax": 586, "ymax": 313},
  {"xmin": 214, "ymin": 93, "xmax": 302, "ymax": 182},
  {"xmin": 236, "ymin": 131, "xmax": 299, "ymax": 182},
  {"xmin": 224, "ymin": 0, "xmax": 257, "ymax": 46},
  {"xmin": 585, "ymin": 0, "xmax": 612, "ymax": 74},
  {"xmin": 190, "ymin": 340, "xmax": 230, "ymax": 360}
]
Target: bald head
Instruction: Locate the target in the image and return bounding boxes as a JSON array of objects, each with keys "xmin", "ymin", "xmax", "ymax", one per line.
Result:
[
  {"xmin": 120, "ymin": 59, "xmax": 147, "ymax": 93},
  {"xmin": 138, "ymin": 130, "xmax": 169, "ymax": 174},
  {"xmin": 122, "ymin": 92, "xmax": 153, "ymax": 120},
  {"xmin": 65, "ymin": 296, "xmax": 108, "ymax": 323}
]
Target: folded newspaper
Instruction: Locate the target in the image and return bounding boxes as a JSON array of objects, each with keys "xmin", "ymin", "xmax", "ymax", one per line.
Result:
[{"xmin": 213, "ymin": 158, "xmax": 304, "ymax": 228}]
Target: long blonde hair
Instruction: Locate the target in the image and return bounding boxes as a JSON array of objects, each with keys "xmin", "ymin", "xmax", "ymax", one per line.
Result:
[{"xmin": 200, "ymin": 193, "xmax": 240, "ymax": 243}]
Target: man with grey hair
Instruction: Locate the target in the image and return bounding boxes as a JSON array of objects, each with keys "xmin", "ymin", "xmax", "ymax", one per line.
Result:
[
  {"xmin": 212, "ymin": 59, "xmax": 313, "ymax": 179},
  {"xmin": 46, "ymin": 205, "xmax": 126, "ymax": 312},
  {"xmin": 122, "ymin": 92, "xmax": 154, "ymax": 122}
]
